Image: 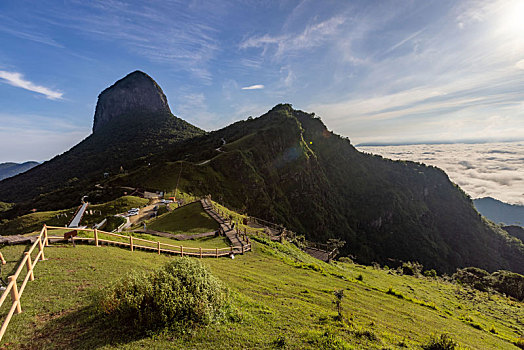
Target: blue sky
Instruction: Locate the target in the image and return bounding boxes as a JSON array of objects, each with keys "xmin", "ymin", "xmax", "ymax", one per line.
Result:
[{"xmin": 1, "ymin": 0, "xmax": 523, "ymax": 162}]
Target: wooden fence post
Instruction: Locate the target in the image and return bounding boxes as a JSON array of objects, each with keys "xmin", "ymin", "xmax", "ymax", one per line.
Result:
[
  {"xmin": 94, "ymin": 228, "xmax": 99, "ymax": 247},
  {"xmin": 199, "ymin": 247, "xmax": 202, "ymax": 258},
  {"xmin": 24, "ymin": 252, "xmax": 34, "ymax": 281},
  {"xmin": 242, "ymin": 244, "xmax": 245, "ymax": 254},
  {"xmin": 129, "ymin": 236, "xmax": 134, "ymax": 252},
  {"xmin": 215, "ymin": 248, "xmax": 218, "ymax": 258},
  {"xmin": 43, "ymin": 225, "xmax": 49, "ymax": 246},
  {"xmin": 157, "ymin": 241, "xmax": 161, "ymax": 254},
  {"xmin": 180, "ymin": 246, "xmax": 184, "ymax": 257},
  {"xmin": 38, "ymin": 237, "xmax": 45, "ymax": 261},
  {"xmin": 8, "ymin": 276, "xmax": 21, "ymax": 314}
]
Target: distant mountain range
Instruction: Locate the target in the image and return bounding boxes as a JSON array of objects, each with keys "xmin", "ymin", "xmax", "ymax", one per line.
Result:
[
  {"xmin": 473, "ymin": 197, "xmax": 524, "ymax": 226},
  {"xmin": 0, "ymin": 71, "xmax": 523, "ymax": 274},
  {"xmin": 0, "ymin": 161, "xmax": 39, "ymax": 181}
]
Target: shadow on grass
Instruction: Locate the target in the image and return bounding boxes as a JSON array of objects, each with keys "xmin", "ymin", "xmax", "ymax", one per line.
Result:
[
  {"xmin": 3, "ymin": 242, "xmax": 32, "ymax": 277},
  {"xmin": 26, "ymin": 304, "xmax": 145, "ymax": 350}
]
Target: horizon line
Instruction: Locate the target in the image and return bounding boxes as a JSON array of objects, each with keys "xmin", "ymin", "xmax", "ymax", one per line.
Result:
[{"xmin": 355, "ymin": 138, "xmax": 524, "ymax": 147}]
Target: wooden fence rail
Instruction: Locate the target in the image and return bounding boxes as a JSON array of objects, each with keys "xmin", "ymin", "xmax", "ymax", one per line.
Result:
[
  {"xmin": 44, "ymin": 226, "xmax": 251, "ymax": 257},
  {"xmin": 0, "ymin": 225, "xmax": 48, "ymax": 341},
  {"xmin": 206, "ymin": 200, "xmax": 269, "ymax": 238}
]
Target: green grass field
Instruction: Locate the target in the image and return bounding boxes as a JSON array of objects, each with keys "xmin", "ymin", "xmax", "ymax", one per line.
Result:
[
  {"xmin": 0, "ymin": 237, "xmax": 522, "ymax": 349},
  {"xmin": 147, "ymin": 201, "xmax": 219, "ymax": 236}
]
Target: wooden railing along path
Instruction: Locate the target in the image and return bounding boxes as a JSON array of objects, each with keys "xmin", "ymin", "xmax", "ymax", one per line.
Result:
[
  {"xmin": 45, "ymin": 226, "xmax": 251, "ymax": 258},
  {"xmin": 203, "ymin": 199, "xmax": 275, "ymax": 240},
  {"xmin": 200, "ymin": 199, "xmax": 253, "ymax": 253},
  {"xmin": 0, "ymin": 225, "xmax": 48, "ymax": 341}
]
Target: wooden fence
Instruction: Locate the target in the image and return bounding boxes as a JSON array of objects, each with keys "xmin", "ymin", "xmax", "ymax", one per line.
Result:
[
  {"xmin": 206, "ymin": 200, "xmax": 273, "ymax": 238},
  {"xmin": 0, "ymin": 225, "xmax": 49, "ymax": 341},
  {"xmin": 45, "ymin": 226, "xmax": 251, "ymax": 258}
]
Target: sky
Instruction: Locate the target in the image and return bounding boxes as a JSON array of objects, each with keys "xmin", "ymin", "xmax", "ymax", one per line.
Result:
[
  {"xmin": 1, "ymin": 0, "xmax": 524, "ymax": 162},
  {"xmin": 358, "ymin": 142, "xmax": 524, "ymax": 205}
]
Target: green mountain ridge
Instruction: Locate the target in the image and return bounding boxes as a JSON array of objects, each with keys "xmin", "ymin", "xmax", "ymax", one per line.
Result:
[
  {"xmin": 110, "ymin": 104, "xmax": 524, "ymax": 274},
  {"xmin": 0, "ymin": 72, "xmax": 523, "ymax": 276}
]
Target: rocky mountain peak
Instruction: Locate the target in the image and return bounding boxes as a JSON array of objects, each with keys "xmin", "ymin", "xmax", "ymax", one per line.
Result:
[{"xmin": 92, "ymin": 71, "xmax": 171, "ymax": 133}]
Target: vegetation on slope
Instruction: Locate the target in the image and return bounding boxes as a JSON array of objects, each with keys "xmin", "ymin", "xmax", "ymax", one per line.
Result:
[
  {"xmin": 111, "ymin": 104, "xmax": 524, "ymax": 274},
  {"xmin": 0, "ymin": 196, "xmax": 148, "ymax": 235},
  {"xmin": 147, "ymin": 201, "xmax": 219, "ymax": 235},
  {"xmin": 1, "ymin": 103, "xmax": 523, "ymax": 275},
  {"xmin": 0, "ymin": 239, "xmax": 522, "ymax": 349},
  {"xmin": 0, "ymin": 202, "xmax": 13, "ymax": 213},
  {"xmin": 100, "ymin": 258, "xmax": 229, "ymax": 333},
  {"xmin": 0, "ymin": 207, "xmax": 73, "ymax": 235}
]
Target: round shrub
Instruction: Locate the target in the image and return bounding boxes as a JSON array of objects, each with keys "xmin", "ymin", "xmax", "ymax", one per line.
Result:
[{"xmin": 100, "ymin": 258, "xmax": 228, "ymax": 332}]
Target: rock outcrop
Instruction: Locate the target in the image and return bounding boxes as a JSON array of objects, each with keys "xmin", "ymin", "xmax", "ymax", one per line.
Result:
[{"xmin": 93, "ymin": 70, "xmax": 171, "ymax": 133}]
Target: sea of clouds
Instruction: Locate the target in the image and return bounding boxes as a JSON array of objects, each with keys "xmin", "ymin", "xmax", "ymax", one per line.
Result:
[{"xmin": 357, "ymin": 142, "xmax": 524, "ymax": 205}]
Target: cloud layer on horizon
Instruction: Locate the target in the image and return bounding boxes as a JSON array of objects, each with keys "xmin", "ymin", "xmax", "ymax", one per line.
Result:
[{"xmin": 358, "ymin": 142, "xmax": 524, "ymax": 205}]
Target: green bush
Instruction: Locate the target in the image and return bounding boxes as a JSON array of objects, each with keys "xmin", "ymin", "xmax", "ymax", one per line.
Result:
[
  {"xmin": 453, "ymin": 268, "xmax": 524, "ymax": 301},
  {"xmin": 515, "ymin": 337, "xmax": 524, "ymax": 349},
  {"xmin": 422, "ymin": 333, "xmax": 457, "ymax": 350},
  {"xmin": 103, "ymin": 215, "xmax": 126, "ymax": 232},
  {"xmin": 402, "ymin": 261, "xmax": 423, "ymax": 276},
  {"xmin": 424, "ymin": 269, "xmax": 437, "ymax": 278},
  {"xmin": 338, "ymin": 256, "xmax": 353, "ymax": 263},
  {"xmin": 100, "ymin": 258, "xmax": 228, "ymax": 332}
]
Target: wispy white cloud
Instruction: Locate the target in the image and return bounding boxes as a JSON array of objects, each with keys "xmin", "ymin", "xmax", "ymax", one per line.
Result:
[
  {"xmin": 383, "ymin": 29, "xmax": 425, "ymax": 55},
  {"xmin": 305, "ymin": 0, "xmax": 524, "ymax": 144},
  {"xmin": 241, "ymin": 84, "xmax": 264, "ymax": 90},
  {"xmin": 174, "ymin": 93, "xmax": 221, "ymax": 130},
  {"xmin": 33, "ymin": 1, "xmax": 222, "ymax": 83},
  {"xmin": 240, "ymin": 16, "xmax": 345, "ymax": 58},
  {"xmin": 0, "ymin": 23, "xmax": 64, "ymax": 48},
  {"xmin": 0, "ymin": 71, "xmax": 63, "ymax": 100}
]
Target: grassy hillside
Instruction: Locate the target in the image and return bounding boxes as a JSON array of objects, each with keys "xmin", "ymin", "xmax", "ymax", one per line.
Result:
[
  {"xmin": 0, "ymin": 239, "xmax": 522, "ymax": 349},
  {"xmin": 111, "ymin": 104, "xmax": 524, "ymax": 275},
  {"xmin": 0, "ymin": 196, "xmax": 148, "ymax": 235},
  {"xmin": 0, "ymin": 208, "xmax": 74, "ymax": 236},
  {"xmin": 147, "ymin": 201, "xmax": 219, "ymax": 235}
]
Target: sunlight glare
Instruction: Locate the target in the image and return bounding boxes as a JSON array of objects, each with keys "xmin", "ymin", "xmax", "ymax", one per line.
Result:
[{"xmin": 503, "ymin": 0, "xmax": 524, "ymax": 35}]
